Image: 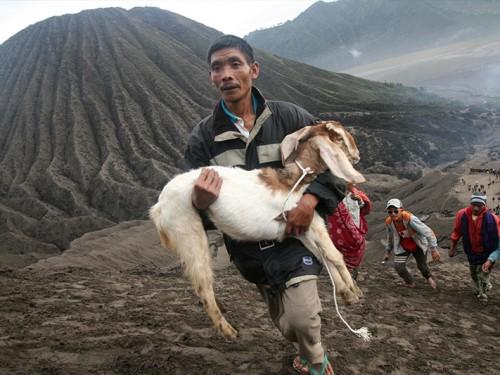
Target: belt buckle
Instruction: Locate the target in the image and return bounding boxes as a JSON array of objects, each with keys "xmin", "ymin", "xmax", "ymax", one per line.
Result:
[{"xmin": 259, "ymin": 240, "xmax": 275, "ymax": 251}]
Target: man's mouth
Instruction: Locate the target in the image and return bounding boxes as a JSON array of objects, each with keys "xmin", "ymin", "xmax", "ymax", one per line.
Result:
[{"xmin": 221, "ymin": 85, "xmax": 239, "ymax": 91}]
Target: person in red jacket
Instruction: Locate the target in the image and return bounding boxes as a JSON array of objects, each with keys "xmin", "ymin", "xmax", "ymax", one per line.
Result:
[
  {"xmin": 449, "ymin": 193, "xmax": 500, "ymax": 302},
  {"xmin": 327, "ymin": 183, "xmax": 371, "ymax": 279}
]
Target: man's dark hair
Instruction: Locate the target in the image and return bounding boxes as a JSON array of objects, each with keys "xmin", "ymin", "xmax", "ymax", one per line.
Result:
[{"xmin": 207, "ymin": 35, "xmax": 255, "ymax": 64}]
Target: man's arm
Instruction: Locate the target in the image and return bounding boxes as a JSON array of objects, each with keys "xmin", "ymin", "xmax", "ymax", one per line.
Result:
[
  {"xmin": 408, "ymin": 215, "xmax": 437, "ymax": 249},
  {"xmin": 384, "ymin": 223, "xmax": 393, "ymax": 261},
  {"xmin": 408, "ymin": 215, "xmax": 440, "ymax": 261},
  {"xmin": 304, "ymin": 173, "xmax": 346, "ymax": 217},
  {"xmin": 483, "ymin": 247, "xmax": 500, "ymax": 272},
  {"xmin": 483, "ymin": 214, "xmax": 500, "ymax": 271},
  {"xmin": 449, "ymin": 211, "xmax": 463, "ymax": 257},
  {"xmin": 354, "ymin": 188, "xmax": 372, "ymax": 216},
  {"xmin": 183, "ymin": 123, "xmax": 220, "ymax": 228},
  {"xmin": 284, "ymin": 175, "xmax": 346, "ymax": 236},
  {"xmin": 183, "ymin": 123, "xmax": 212, "ymax": 170}
]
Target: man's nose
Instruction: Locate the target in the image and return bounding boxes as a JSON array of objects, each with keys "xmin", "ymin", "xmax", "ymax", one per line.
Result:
[{"xmin": 221, "ymin": 66, "xmax": 234, "ymax": 80}]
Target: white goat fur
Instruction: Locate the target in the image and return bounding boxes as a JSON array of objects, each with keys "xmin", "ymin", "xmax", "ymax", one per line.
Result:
[{"xmin": 150, "ymin": 121, "xmax": 365, "ymax": 339}]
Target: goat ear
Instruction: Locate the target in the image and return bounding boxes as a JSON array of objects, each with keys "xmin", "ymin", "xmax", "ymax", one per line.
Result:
[
  {"xmin": 317, "ymin": 138, "xmax": 366, "ymax": 184},
  {"xmin": 325, "ymin": 122, "xmax": 360, "ymax": 164},
  {"xmin": 280, "ymin": 126, "xmax": 314, "ymax": 165}
]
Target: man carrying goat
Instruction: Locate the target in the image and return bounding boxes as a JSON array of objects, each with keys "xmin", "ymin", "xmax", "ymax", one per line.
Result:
[{"xmin": 184, "ymin": 35, "xmax": 344, "ymax": 375}]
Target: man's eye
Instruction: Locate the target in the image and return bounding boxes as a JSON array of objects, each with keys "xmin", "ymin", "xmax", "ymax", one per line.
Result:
[{"xmin": 231, "ymin": 62, "xmax": 241, "ymax": 68}]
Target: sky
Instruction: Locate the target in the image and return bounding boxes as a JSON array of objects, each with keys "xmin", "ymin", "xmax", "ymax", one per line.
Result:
[{"xmin": 0, "ymin": 0, "xmax": 334, "ymax": 44}]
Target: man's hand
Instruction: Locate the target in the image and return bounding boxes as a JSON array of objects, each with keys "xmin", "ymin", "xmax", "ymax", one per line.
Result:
[
  {"xmin": 482, "ymin": 260, "xmax": 494, "ymax": 273},
  {"xmin": 285, "ymin": 194, "xmax": 319, "ymax": 236},
  {"xmin": 448, "ymin": 245, "xmax": 457, "ymax": 258},
  {"xmin": 430, "ymin": 248, "xmax": 441, "ymax": 262},
  {"xmin": 192, "ymin": 168, "xmax": 222, "ymax": 210},
  {"xmin": 351, "ymin": 193, "xmax": 362, "ymax": 202}
]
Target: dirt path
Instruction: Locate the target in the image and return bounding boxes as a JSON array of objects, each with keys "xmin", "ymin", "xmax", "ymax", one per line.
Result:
[
  {"xmin": 1, "ymin": 252, "xmax": 499, "ymax": 375},
  {"xmin": 2, "ymin": 154, "xmax": 499, "ymax": 374}
]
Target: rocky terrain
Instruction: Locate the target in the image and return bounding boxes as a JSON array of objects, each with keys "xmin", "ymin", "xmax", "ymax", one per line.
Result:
[
  {"xmin": 2, "ymin": 7, "xmax": 495, "ymax": 263},
  {"xmin": 1, "ymin": 150, "xmax": 500, "ymax": 374},
  {"xmin": 1, "ymin": 4, "xmax": 500, "ymax": 375}
]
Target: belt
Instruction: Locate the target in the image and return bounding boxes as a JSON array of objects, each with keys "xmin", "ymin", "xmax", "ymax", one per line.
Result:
[{"xmin": 258, "ymin": 240, "xmax": 276, "ymax": 251}]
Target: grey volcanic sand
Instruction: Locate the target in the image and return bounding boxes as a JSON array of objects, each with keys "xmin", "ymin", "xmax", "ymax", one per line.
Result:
[
  {"xmin": 1, "ymin": 249, "xmax": 499, "ymax": 374},
  {"xmin": 1, "ymin": 154, "xmax": 500, "ymax": 374}
]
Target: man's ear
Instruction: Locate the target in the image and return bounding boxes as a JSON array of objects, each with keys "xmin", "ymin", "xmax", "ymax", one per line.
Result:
[
  {"xmin": 280, "ymin": 126, "xmax": 314, "ymax": 165},
  {"xmin": 251, "ymin": 61, "xmax": 260, "ymax": 80}
]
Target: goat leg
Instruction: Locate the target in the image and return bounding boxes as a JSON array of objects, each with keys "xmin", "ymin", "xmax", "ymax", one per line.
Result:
[
  {"xmin": 152, "ymin": 206, "xmax": 238, "ymax": 339},
  {"xmin": 306, "ymin": 219, "xmax": 362, "ymax": 303},
  {"xmin": 176, "ymin": 228, "xmax": 238, "ymax": 339}
]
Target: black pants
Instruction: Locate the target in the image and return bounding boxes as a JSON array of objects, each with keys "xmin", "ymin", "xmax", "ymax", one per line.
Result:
[
  {"xmin": 393, "ymin": 248, "xmax": 432, "ymax": 285},
  {"xmin": 224, "ymin": 237, "xmax": 322, "ymax": 292}
]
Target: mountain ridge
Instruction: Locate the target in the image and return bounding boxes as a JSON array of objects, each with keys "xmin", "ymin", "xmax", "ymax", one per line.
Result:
[
  {"xmin": 0, "ymin": 6, "xmax": 494, "ymax": 262},
  {"xmin": 246, "ymin": 0, "xmax": 500, "ymax": 72}
]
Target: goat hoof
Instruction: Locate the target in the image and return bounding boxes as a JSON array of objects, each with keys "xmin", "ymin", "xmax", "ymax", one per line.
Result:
[
  {"xmin": 219, "ymin": 323, "xmax": 238, "ymax": 340},
  {"xmin": 343, "ymin": 292, "xmax": 359, "ymax": 305},
  {"xmin": 353, "ymin": 285, "xmax": 363, "ymax": 298}
]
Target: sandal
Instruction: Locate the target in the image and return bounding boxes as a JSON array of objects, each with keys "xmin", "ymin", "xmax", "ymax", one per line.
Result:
[
  {"xmin": 293, "ymin": 356, "xmax": 308, "ymax": 374},
  {"xmin": 293, "ymin": 354, "xmax": 333, "ymax": 375}
]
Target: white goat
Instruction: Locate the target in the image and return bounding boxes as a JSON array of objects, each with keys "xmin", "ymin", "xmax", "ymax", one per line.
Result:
[{"xmin": 150, "ymin": 121, "xmax": 367, "ymax": 340}]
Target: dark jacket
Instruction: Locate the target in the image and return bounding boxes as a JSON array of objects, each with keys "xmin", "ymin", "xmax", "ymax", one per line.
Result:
[
  {"xmin": 452, "ymin": 207, "xmax": 500, "ymax": 265},
  {"xmin": 183, "ymin": 87, "xmax": 345, "ymax": 290}
]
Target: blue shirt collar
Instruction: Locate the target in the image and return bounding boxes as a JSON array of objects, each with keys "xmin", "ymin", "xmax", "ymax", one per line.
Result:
[{"xmin": 221, "ymin": 94, "xmax": 257, "ymax": 124}]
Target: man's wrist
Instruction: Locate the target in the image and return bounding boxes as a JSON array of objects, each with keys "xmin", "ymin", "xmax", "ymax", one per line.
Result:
[
  {"xmin": 192, "ymin": 200, "xmax": 206, "ymax": 211},
  {"xmin": 301, "ymin": 193, "xmax": 319, "ymax": 209}
]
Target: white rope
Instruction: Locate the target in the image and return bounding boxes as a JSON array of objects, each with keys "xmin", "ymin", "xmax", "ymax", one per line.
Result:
[
  {"xmin": 281, "ymin": 160, "xmax": 314, "ymax": 221},
  {"xmin": 281, "ymin": 160, "xmax": 371, "ymax": 341},
  {"xmin": 321, "ymin": 254, "xmax": 372, "ymax": 342}
]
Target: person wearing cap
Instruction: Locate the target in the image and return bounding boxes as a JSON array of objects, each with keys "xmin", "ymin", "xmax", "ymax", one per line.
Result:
[
  {"xmin": 449, "ymin": 193, "xmax": 500, "ymax": 302},
  {"xmin": 327, "ymin": 183, "xmax": 372, "ymax": 280},
  {"xmin": 383, "ymin": 198, "xmax": 440, "ymax": 289}
]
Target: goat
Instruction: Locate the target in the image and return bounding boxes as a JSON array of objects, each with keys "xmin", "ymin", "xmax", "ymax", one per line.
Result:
[{"xmin": 150, "ymin": 121, "xmax": 367, "ymax": 340}]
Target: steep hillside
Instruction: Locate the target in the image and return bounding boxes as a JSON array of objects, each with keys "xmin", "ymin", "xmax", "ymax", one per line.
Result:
[
  {"xmin": 0, "ymin": 7, "xmax": 491, "ymax": 260},
  {"xmin": 246, "ymin": 0, "xmax": 500, "ymax": 71},
  {"xmin": 344, "ymin": 34, "xmax": 500, "ymax": 99}
]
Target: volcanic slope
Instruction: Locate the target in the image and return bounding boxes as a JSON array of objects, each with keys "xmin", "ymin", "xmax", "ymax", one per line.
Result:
[
  {"xmin": 246, "ymin": 0, "xmax": 500, "ymax": 72},
  {"xmin": 0, "ymin": 7, "xmax": 485, "ymax": 263}
]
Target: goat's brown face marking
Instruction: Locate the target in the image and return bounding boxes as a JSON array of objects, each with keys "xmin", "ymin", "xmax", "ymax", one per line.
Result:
[{"xmin": 323, "ymin": 121, "xmax": 360, "ymax": 164}]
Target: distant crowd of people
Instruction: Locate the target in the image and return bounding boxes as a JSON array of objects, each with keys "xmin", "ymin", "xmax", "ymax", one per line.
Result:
[
  {"xmin": 462, "ymin": 170, "xmax": 500, "ymax": 216},
  {"xmin": 469, "ymin": 168, "xmax": 500, "ymax": 179}
]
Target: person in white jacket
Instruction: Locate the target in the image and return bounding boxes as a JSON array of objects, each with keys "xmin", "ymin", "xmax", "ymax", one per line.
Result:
[{"xmin": 383, "ymin": 199, "xmax": 441, "ymax": 289}]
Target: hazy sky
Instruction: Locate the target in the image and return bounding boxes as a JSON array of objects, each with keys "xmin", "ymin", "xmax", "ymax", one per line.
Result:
[{"xmin": 0, "ymin": 0, "xmax": 334, "ymax": 44}]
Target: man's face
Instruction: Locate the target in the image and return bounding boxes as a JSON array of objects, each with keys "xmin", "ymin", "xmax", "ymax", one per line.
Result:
[
  {"xmin": 387, "ymin": 206, "xmax": 401, "ymax": 218},
  {"xmin": 209, "ymin": 48, "xmax": 259, "ymax": 104},
  {"xmin": 471, "ymin": 203, "xmax": 485, "ymax": 215}
]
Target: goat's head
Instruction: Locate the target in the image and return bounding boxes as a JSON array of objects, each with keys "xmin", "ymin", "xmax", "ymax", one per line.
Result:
[{"xmin": 281, "ymin": 121, "xmax": 365, "ymax": 184}]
